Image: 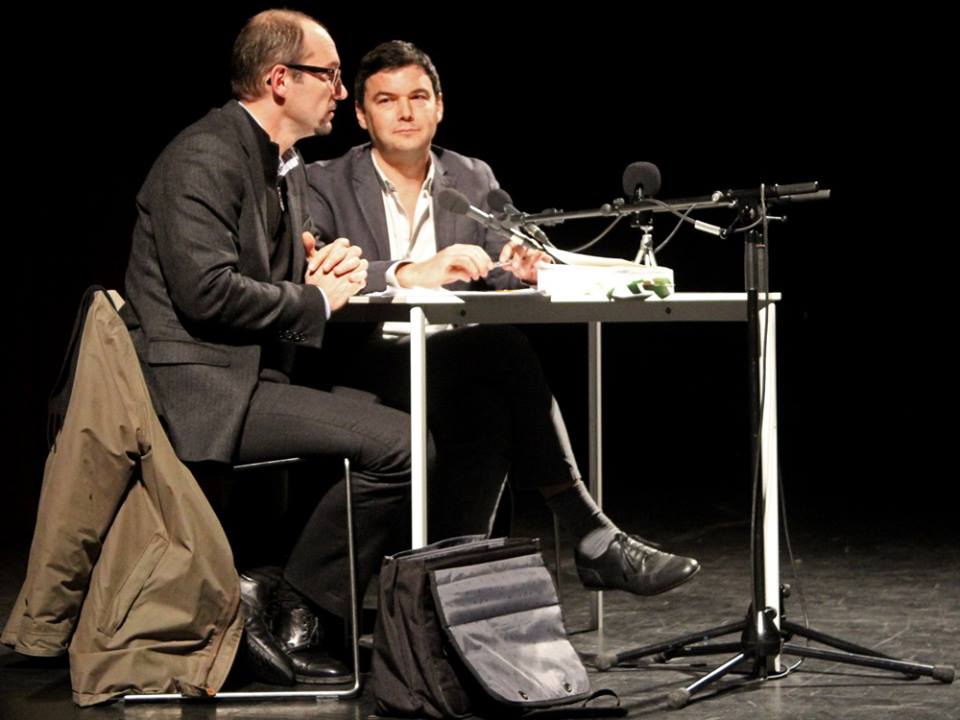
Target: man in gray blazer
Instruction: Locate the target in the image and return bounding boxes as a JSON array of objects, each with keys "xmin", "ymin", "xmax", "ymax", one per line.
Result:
[
  {"xmin": 122, "ymin": 11, "xmax": 412, "ymax": 684},
  {"xmin": 306, "ymin": 42, "xmax": 700, "ymax": 598}
]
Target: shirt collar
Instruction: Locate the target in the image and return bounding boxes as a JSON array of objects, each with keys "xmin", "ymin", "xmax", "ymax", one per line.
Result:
[
  {"xmin": 370, "ymin": 151, "xmax": 436, "ymax": 196},
  {"xmin": 238, "ymin": 102, "xmax": 300, "ymax": 184}
]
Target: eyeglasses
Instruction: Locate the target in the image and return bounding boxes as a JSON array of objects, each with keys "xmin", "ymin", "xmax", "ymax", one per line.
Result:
[{"xmin": 283, "ymin": 63, "xmax": 342, "ymax": 91}]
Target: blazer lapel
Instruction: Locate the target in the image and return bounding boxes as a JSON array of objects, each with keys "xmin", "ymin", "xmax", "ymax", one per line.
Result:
[
  {"xmin": 352, "ymin": 147, "xmax": 391, "ymax": 262},
  {"xmin": 432, "ymin": 150, "xmax": 462, "ymax": 251},
  {"xmin": 286, "ymin": 154, "xmax": 308, "ymax": 280},
  {"xmin": 224, "ymin": 102, "xmax": 272, "ymax": 275}
]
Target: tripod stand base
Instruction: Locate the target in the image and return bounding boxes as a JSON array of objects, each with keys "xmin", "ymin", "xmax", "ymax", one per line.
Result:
[
  {"xmin": 666, "ymin": 688, "xmax": 690, "ymax": 709},
  {"xmin": 593, "ymin": 604, "xmax": 955, "ymax": 710},
  {"xmin": 933, "ymin": 667, "xmax": 956, "ymax": 683}
]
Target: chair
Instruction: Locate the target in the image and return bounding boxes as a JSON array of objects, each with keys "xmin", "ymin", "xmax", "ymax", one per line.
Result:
[
  {"xmin": 123, "ymin": 456, "xmax": 362, "ymax": 702},
  {"xmin": 97, "ymin": 288, "xmax": 362, "ymax": 702}
]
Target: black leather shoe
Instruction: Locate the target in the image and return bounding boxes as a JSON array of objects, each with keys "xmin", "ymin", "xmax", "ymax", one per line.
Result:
[
  {"xmin": 239, "ymin": 570, "xmax": 295, "ymax": 685},
  {"xmin": 287, "ymin": 646, "xmax": 351, "ymax": 685},
  {"xmin": 575, "ymin": 533, "xmax": 700, "ymax": 596},
  {"xmin": 275, "ymin": 582, "xmax": 352, "ymax": 685}
]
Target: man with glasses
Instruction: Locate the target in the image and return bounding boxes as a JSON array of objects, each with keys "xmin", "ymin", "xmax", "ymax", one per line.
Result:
[
  {"xmin": 307, "ymin": 41, "xmax": 700, "ymax": 600},
  {"xmin": 122, "ymin": 11, "xmax": 413, "ymax": 685}
]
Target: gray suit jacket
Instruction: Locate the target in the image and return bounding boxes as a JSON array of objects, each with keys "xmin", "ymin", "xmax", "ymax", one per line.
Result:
[
  {"xmin": 123, "ymin": 100, "xmax": 327, "ymax": 463},
  {"xmin": 306, "ymin": 144, "xmax": 521, "ymax": 292}
]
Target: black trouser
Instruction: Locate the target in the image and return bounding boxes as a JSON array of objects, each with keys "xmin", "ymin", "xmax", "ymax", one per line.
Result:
[
  {"xmin": 237, "ymin": 326, "xmax": 582, "ymax": 619},
  {"xmin": 235, "ymin": 380, "xmax": 413, "ymax": 619},
  {"xmin": 321, "ymin": 324, "xmax": 581, "ymax": 542}
]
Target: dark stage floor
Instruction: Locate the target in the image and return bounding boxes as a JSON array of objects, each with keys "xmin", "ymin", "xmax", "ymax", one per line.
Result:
[{"xmin": 2, "ymin": 504, "xmax": 957, "ymax": 720}]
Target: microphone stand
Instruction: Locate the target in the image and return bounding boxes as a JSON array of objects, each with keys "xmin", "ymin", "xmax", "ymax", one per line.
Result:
[
  {"xmin": 587, "ymin": 183, "xmax": 955, "ymax": 708},
  {"xmin": 631, "ymin": 216, "xmax": 656, "ymax": 266},
  {"xmin": 520, "ymin": 194, "xmax": 733, "ymax": 227}
]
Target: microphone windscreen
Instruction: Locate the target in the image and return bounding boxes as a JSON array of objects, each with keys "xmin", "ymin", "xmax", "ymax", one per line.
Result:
[
  {"xmin": 486, "ymin": 187, "xmax": 513, "ymax": 213},
  {"xmin": 622, "ymin": 161, "xmax": 662, "ymax": 198},
  {"xmin": 436, "ymin": 188, "xmax": 471, "ymax": 215}
]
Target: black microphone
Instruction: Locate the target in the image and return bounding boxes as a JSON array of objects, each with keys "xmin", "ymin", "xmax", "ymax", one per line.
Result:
[
  {"xmin": 486, "ymin": 188, "xmax": 552, "ymax": 247},
  {"xmin": 622, "ymin": 162, "xmax": 661, "ymax": 265},
  {"xmin": 622, "ymin": 163, "xmax": 723, "ymax": 237},
  {"xmin": 436, "ymin": 188, "xmax": 544, "ymax": 250},
  {"xmin": 622, "ymin": 162, "xmax": 662, "ymax": 200}
]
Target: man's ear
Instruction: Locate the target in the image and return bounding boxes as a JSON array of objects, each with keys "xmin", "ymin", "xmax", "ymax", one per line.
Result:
[
  {"xmin": 266, "ymin": 64, "xmax": 293, "ymax": 98},
  {"xmin": 355, "ymin": 101, "xmax": 368, "ymax": 130}
]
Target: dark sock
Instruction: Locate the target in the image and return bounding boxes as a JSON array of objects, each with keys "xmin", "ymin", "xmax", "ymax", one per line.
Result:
[
  {"xmin": 577, "ymin": 526, "xmax": 619, "ymax": 560},
  {"xmin": 544, "ymin": 480, "xmax": 618, "ymax": 542}
]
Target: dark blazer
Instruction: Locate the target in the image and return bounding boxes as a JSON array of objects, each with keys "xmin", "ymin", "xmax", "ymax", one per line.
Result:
[
  {"xmin": 123, "ymin": 100, "xmax": 328, "ymax": 463},
  {"xmin": 306, "ymin": 144, "xmax": 520, "ymax": 292}
]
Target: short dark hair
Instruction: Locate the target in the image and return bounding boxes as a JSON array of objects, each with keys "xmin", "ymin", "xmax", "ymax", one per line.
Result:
[
  {"xmin": 230, "ymin": 9, "xmax": 322, "ymax": 100},
  {"xmin": 354, "ymin": 40, "xmax": 442, "ymax": 106}
]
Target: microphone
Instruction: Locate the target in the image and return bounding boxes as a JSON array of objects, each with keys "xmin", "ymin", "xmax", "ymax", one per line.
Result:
[
  {"xmin": 693, "ymin": 219, "xmax": 724, "ymax": 237},
  {"xmin": 436, "ymin": 188, "xmax": 544, "ymax": 250},
  {"xmin": 622, "ymin": 162, "xmax": 661, "ymax": 266},
  {"xmin": 623, "ymin": 163, "xmax": 723, "ymax": 237},
  {"xmin": 486, "ymin": 188, "xmax": 552, "ymax": 247},
  {"xmin": 622, "ymin": 162, "xmax": 662, "ymax": 200}
]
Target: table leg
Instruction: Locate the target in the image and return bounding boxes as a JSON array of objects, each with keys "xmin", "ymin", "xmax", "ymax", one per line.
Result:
[
  {"xmin": 588, "ymin": 321, "xmax": 604, "ymax": 632},
  {"xmin": 410, "ymin": 307, "xmax": 428, "ymax": 548}
]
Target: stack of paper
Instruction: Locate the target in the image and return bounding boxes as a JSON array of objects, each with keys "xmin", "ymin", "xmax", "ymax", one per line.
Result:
[{"xmin": 537, "ymin": 249, "xmax": 674, "ymax": 300}]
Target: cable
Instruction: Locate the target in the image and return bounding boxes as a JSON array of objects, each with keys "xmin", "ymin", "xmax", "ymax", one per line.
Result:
[
  {"xmin": 779, "ymin": 468, "xmax": 812, "ymax": 634},
  {"xmin": 731, "ymin": 215, "xmax": 764, "ymax": 234},
  {"xmin": 560, "ymin": 198, "xmax": 720, "ymax": 255},
  {"xmin": 653, "ymin": 206, "xmax": 696, "ymax": 255},
  {"xmin": 565, "ymin": 215, "xmax": 625, "ymax": 253},
  {"xmin": 748, "ymin": 183, "xmax": 771, "ymax": 627}
]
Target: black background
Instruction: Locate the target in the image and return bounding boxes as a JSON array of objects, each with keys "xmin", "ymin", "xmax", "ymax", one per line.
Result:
[{"xmin": 6, "ymin": 4, "xmax": 953, "ymax": 546}]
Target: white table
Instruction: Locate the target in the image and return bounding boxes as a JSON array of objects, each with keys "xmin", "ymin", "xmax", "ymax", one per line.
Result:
[{"xmin": 335, "ymin": 292, "xmax": 781, "ymax": 631}]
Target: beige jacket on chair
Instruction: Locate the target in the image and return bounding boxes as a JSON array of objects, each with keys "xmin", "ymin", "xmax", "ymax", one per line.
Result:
[{"xmin": 1, "ymin": 290, "xmax": 243, "ymax": 705}]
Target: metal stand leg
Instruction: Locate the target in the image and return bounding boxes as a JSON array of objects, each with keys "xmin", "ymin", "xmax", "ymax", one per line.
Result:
[
  {"xmin": 591, "ymin": 293, "xmax": 954, "ymax": 705},
  {"xmin": 587, "ymin": 321, "xmax": 603, "ymax": 633}
]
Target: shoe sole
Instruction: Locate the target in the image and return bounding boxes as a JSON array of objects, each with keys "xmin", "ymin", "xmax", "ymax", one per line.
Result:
[
  {"xmin": 577, "ymin": 562, "xmax": 701, "ymax": 596},
  {"xmin": 293, "ymin": 673, "xmax": 356, "ymax": 685}
]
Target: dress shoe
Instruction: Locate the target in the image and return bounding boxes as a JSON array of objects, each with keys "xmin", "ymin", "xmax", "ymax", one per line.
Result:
[
  {"xmin": 575, "ymin": 533, "xmax": 700, "ymax": 596},
  {"xmin": 238, "ymin": 570, "xmax": 294, "ymax": 685},
  {"xmin": 275, "ymin": 580, "xmax": 352, "ymax": 685}
]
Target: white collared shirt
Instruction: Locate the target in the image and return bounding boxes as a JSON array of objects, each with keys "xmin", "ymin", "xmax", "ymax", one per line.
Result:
[
  {"xmin": 370, "ymin": 154, "xmax": 456, "ymax": 335},
  {"xmin": 369, "ymin": 153, "xmax": 438, "ymax": 287}
]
